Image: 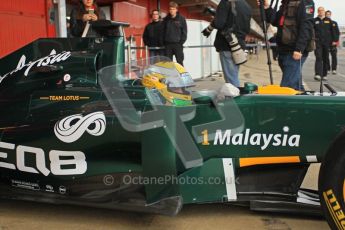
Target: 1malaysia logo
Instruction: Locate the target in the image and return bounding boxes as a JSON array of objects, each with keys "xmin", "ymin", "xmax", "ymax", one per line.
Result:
[
  {"xmin": 54, "ymin": 112, "xmax": 106, "ymax": 143},
  {"xmin": 206, "ymin": 126, "xmax": 301, "ymax": 150}
]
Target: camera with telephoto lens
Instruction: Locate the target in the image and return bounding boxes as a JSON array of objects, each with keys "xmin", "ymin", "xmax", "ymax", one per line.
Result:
[
  {"xmin": 221, "ymin": 28, "xmax": 247, "ymax": 65},
  {"xmin": 203, "ymin": 6, "xmax": 216, "ymax": 16},
  {"xmin": 202, "ymin": 24, "xmax": 214, "ymax": 38},
  {"xmin": 201, "ymin": 6, "xmax": 216, "ymax": 37},
  {"xmin": 202, "ymin": 5, "xmax": 247, "ymax": 65}
]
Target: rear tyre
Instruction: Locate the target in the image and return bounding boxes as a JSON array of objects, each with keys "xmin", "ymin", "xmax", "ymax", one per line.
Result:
[{"xmin": 319, "ymin": 141, "xmax": 345, "ymax": 230}]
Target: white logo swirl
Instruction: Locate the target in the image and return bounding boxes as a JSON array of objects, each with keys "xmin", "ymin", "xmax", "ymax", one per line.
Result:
[{"xmin": 54, "ymin": 112, "xmax": 106, "ymax": 143}]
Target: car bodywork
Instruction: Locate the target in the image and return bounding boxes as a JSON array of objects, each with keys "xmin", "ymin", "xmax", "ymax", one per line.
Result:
[{"xmin": 0, "ymin": 21, "xmax": 344, "ymax": 216}]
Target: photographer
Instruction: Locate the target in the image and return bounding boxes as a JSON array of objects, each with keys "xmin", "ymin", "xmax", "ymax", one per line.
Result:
[
  {"xmin": 202, "ymin": 0, "xmax": 252, "ymax": 87},
  {"xmin": 259, "ymin": 0, "xmax": 315, "ymax": 90}
]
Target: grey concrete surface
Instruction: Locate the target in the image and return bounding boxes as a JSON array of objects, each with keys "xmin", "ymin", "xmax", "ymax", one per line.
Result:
[
  {"xmin": 3, "ymin": 49, "xmax": 344, "ymax": 230},
  {"xmin": 0, "ymin": 199, "xmax": 327, "ymax": 230},
  {"xmin": 303, "ymin": 49, "xmax": 345, "ymax": 91}
]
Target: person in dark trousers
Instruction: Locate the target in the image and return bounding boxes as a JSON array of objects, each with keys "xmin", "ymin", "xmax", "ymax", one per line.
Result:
[
  {"xmin": 143, "ymin": 10, "xmax": 164, "ymax": 57},
  {"xmin": 326, "ymin": 10, "xmax": 340, "ymax": 75},
  {"xmin": 202, "ymin": 0, "xmax": 252, "ymax": 87},
  {"xmin": 269, "ymin": 34, "xmax": 278, "ymax": 61},
  {"xmin": 260, "ymin": 0, "xmax": 315, "ymax": 90},
  {"xmin": 70, "ymin": 0, "xmax": 105, "ymax": 37},
  {"xmin": 314, "ymin": 7, "xmax": 336, "ymax": 81},
  {"xmin": 162, "ymin": 1, "xmax": 187, "ymax": 66}
]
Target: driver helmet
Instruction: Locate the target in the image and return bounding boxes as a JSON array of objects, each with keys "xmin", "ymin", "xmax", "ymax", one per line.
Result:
[{"xmin": 142, "ymin": 62, "xmax": 194, "ymax": 106}]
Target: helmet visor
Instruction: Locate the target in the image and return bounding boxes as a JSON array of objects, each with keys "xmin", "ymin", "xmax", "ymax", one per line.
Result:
[{"xmin": 165, "ymin": 72, "xmax": 194, "ymax": 88}]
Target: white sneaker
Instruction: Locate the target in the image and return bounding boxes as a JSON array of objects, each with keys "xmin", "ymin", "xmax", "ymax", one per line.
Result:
[
  {"xmin": 323, "ymin": 76, "xmax": 328, "ymax": 81},
  {"xmin": 327, "ymin": 71, "xmax": 331, "ymax": 75},
  {"xmin": 332, "ymin": 70, "xmax": 337, "ymax": 75},
  {"xmin": 314, "ymin": 75, "xmax": 321, "ymax": 81}
]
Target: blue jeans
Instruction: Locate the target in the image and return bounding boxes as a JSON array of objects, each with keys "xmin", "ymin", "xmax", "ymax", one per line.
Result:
[
  {"xmin": 278, "ymin": 54, "xmax": 306, "ymax": 90},
  {"xmin": 219, "ymin": 51, "xmax": 240, "ymax": 87}
]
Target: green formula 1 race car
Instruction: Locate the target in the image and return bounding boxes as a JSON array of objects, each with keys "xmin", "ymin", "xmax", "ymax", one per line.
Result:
[{"xmin": 0, "ymin": 21, "xmax": 344, "ymax": 229}]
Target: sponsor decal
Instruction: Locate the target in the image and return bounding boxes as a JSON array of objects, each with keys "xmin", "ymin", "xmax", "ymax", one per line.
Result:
[
  {"xmin": 0, "ymin": 50, "xmax": 71, "ymax": 84},
  {"xmin": 39, "ymin": 96, "xmax": 90, "ymax": 101},
  {"xmin": 202, "ymin": 126, "xmax": 300, "ymax": 150},
  {"xmin": 45, "ymin": 184, "xmax": 54, "ymax": 193},
  {"xmin": 0, "ymin": 141, "xmax": 87, "ymax": 176},
  {"xmin": 323, "ymin": 189, "xmax": 345, "ymax": 229},
  {"xmin": 59, "ymin": 186, "xmax": 67, "ymax": 194},
  {"xmin": 11, "ymin": 180, "xmax": 40, "ymax": 191},
  {"xmin": 54, "ymin": 112, "xmax": 106, "ymax": 143},
  {"xmin": 63, "ymin": 74, "xmax": 71, "ymax": 82},
  {"xmin": 306, "ymin": 5, "xmax": 314, "ymax": 14}
]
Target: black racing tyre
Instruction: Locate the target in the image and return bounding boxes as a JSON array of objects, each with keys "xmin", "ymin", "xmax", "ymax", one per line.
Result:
[{"xmin": 319, "ymin": 141, "xmax": 345, "ymax": 230}]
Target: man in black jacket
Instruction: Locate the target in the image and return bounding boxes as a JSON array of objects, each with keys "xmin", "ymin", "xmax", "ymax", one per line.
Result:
[
  {"xmin": 202, "ymin": 0, "xmax": 252, "ymax": 87},
  {"xmin": 162, "ymin": 1, "xmax": 187, "ymax": 66},
  {"xmin": 326, "ymin": 10, "xmax": 340, "ymax": 75},
  {"xmin": 143, "ymin": 10, "xmax": 164, "ymax": 57},
  {"xmin": 261, "ymin": 0, "xmax": 315, "ymax": 90},
  {"xmin": 314, "ymin": 7, "xmax": 336, "ymax": 81}
]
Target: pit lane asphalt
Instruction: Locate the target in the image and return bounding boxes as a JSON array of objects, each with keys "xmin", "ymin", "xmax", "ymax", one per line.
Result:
[
  {"xmin": 2, "ymin": 49, "xmax": 341, "ymax": 230},
  {"xmin": 0, "ymin": 200, "xmax": 327, "ymax": 230}
]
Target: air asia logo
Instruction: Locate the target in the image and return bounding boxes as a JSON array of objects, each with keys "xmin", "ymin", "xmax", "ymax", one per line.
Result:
[
  {"xmin": 212, "ymin": 127, "xmax": 300, "ymax": 150},
  {"xmin": 54, "ymin": 112, "xmax": 106, "ymax": 143},
  {"xmin": 0, "ymin": 49, "xmax": 71, "ymax": 84}
]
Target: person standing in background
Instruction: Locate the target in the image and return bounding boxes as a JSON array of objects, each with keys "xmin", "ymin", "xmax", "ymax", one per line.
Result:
[
  {"xmin": 314, "ymin": 7, "xmax": 335, "ymax": 81},
  {"xmin": 143, "ymin": 10, "xmax": 164, "ymax": 57},
  {"xmin": 325, "ymin": 10, "xmax": 340, "ymax": 75},
  {"xmin": 162, "ymin": 1, "xmax": 187, "ymax": 66},
  {"xmin": 70, "ymin": 0, "xmax": 105, "ymax": 37}
]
